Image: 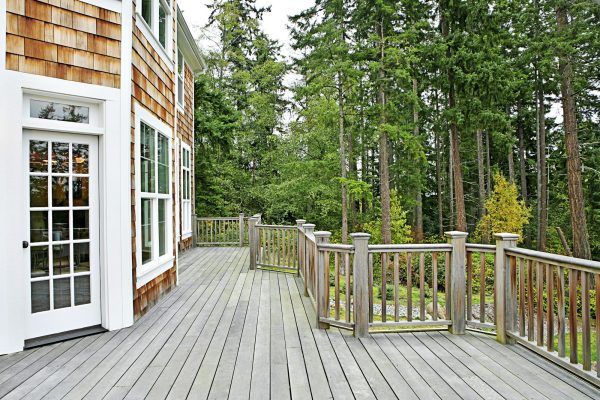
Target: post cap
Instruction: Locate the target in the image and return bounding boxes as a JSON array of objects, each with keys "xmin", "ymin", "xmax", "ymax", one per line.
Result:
[
  {"xmin": 444, "ymin": 231, "xmax": 469, "ymax": 239},
  {"xmin": 494, "ymin": 233, "xmax": 520, "ymax": 241},
  {"xmin": 350, "ymin": 233, "xmax": 371, "ymax": 240},
  {"xmin": 296, "ymin": 219, "xmax": 307, "ymax": 225},
  {"xmin": 303, "ymin": 223, "xmax": 316, "ymax": 231},
  {"xmin": 314, "ymin": 231, "xmax": 332, "ymax": 238}
]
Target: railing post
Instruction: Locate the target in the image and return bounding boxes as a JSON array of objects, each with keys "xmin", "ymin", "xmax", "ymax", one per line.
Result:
[
  {"xmin": 239, "ymin": 213, "xmax": 245, "ymax": 247},
  {"xmin": 296, "ymin": 220, "xmax": 306, "ymax": 277},
  {"xmin": 314, "ymin": 231, "xmax": 331, "ymax": 329},
  {"xmin": 248, "ymin": 217, "xmax": 257, "ymax": 270},
  {"xmin": 192, "ymin": 214, "xmax": 197, "ymax": 247},
  {"xmin": 445, "ymin": 231, "xmax": 468, "ymax": 335},
  {"xmin": 351, "ymin": 233, "xmax": 370, "ymax": 338},
  {"xmin": 303, "ymin": 224, "xmax": 316, "ymax": 297},
  {"xmin": 494, "ymin": 233, "xmax": 519, "ymax": 344}
]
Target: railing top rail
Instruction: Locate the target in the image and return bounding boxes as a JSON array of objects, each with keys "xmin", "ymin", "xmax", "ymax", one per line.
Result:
[
  {"xmin": 196, "ymin": 217, "xmax": 240, "ymax": 221},
  {"xmin": 368, "ymin": 243, "xmax": 452, "ymax": 253},
  {"xmin": 505, "ymin": 247, "xmax": 600, "ymax": 273},
  {"xmin": 256, "ymin": 224, "xmax": 297, "ymax": 230},
  {"xmin": 466, "ymin": 243, "xmax": 496, "ymax": 253},
  {"xmin": 317, "ymin": 243, "xmax": 355, "ymax": 252}
]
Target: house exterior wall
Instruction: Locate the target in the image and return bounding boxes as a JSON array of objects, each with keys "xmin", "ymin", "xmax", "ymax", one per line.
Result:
[{"xmin": 5, "ymin": 0, "xmax": 121, "ymax": 88}]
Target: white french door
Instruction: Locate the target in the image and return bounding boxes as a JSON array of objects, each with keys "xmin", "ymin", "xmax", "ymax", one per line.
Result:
[{"xmin": 23, "ymin": 131, "xmax": 101, "ymax": 339}]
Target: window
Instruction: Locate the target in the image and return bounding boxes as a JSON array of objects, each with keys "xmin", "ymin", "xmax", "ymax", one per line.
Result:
[
  {"xmin": 30, "ymin": 100, "xmax": 90, "ymax": 123},
  {"xmin": 177, "ymin": 50, "xmax": 185, "ymax": 107},
  {"xmin": 138, "ymin": 0, "xmax": 172, "ymax": 52},
  {"xmin": 140, "ymin": 121, "xmax": 171, "ymax": 266},
  {"xmin": 181, "ymin": 144, "xmax": 192, "ymax": 236}
]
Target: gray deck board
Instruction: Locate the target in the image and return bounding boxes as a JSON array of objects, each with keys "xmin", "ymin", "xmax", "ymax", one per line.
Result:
[{"xmin": 0, "ymin": 246, "xmax": 599, "ymax": 399}]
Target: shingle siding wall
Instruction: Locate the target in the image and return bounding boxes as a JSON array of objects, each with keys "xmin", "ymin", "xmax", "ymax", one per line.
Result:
[{"xmin": 5, "ymin": 0, "xmax": 121, "ymax": 88}]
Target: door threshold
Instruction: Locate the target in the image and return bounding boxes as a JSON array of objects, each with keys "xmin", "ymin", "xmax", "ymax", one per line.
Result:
[{"xmin": 24, "ymin": 325, "xmax": 107, "ymax": 349}]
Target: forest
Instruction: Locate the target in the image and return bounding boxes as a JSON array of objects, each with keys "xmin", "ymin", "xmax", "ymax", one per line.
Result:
[{"xmin": 193, "ymin": 0, "xmax": 600, "ymax": 260}]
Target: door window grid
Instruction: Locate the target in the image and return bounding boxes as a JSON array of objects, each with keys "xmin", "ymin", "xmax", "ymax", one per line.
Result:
[{"xmin": 28, "ymin": 140, "xmax": 92, "ymax": 313}]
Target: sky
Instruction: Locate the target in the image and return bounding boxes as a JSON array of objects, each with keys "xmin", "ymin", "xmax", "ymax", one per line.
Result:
[{"xmin": 177, "ymin": 0, "xmax": 315, "ymax": 58}]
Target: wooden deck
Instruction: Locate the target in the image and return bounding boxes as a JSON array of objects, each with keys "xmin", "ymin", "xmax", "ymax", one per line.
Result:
[{"xmin": 1, "ymin": 247, "xmax": 599, "ymax": 399}]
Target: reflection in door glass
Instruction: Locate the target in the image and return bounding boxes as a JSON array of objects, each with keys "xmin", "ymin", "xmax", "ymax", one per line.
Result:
[
  {"xmin": 73, "ymin": 177, "xmax": 89, "ymax": 207},
  {"xmin": 53, "ymin": 278, "xmax": 71, "ymax": 309},
  {"xmin": 30, "ymin": 100, "xmax": 89, "ymax": 123},
  {"xmin": 30, "ymin": 176, "xmax": 48, "ymax": 207},
  {"xmin": 52, "ymin": 211, "xmax": 70, "ymax": 241},
  {"xmin": 52, "ymin": 142, "xmax": 70, "ymax": 173},
  {"xmin": 52, "ymin": 177, "xmax": 69, "ymax": 207},
  {"xmin": 30, "ymin": 141, "xmax": 48, "ymax": 172},
  {"xmin": 72, "ymin": 144, "xmax": 89, "ymax": 174},
  {"xmin": 53, "ymin": 244, "xmax": 70, "ymax": 275},
  {"xmin": 75, "ymin": 276, "xmax": 91, "ymax": 306},
  {"xmin": 31, "ymin": 281, "xmax": 50, "ymax": 313},
  {"xmin": 74, "ymin": 243, "xmax": 90, "ymax": 272},
  {"xmin": 30, "ymin": 211, "xmax": 48, "ymax": 243},
  {"xmin": 30, "ymin": 246, "xmax": 49, "ymax": 278}
]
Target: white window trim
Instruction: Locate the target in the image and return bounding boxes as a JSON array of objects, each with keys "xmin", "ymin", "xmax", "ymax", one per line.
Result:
[
  {"xmin": 176, "ymin": 50, "xmax": 185, "ymax": 111},
  {"xmin": 134, "ymin": 103, "xmax": 174, "ymax": 289},
  {"xmin": 80, "ymin": 0, "xmax": 121, "ymax": 12},
  {"xmin": 135, "ymin": 0, "xmax": 174, "ymax": 72},
  {"xmin": 181, "ymin": 142, "xmax": 192, "ymax": 238}
]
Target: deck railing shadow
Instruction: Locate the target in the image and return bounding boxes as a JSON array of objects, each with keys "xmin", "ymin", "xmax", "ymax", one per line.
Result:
[{"xmin": 195, "ymin": 215, "xmax": 600, "ymax": 387}]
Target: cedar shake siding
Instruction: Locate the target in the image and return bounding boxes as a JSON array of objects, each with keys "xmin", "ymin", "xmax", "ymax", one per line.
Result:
[
  {"xmin": 5, "ymin": 0, "xmax": 121, "ymax": 88},
  {"xmin": 177, "ymin": 63, "xmax": 195, "ymax": 252},
  {"xmin": 131, "ymin": 0, "xmax": 178, "ymax": 318}
]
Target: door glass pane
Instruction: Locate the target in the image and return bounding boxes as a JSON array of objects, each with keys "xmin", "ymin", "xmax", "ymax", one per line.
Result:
[
  {"xmin": 73, "ymin": 210, "xmax": 89, "ymax": 239},
  {"xmin": 73, "ymin": 177, "xmax": 89, "ymax": 206},
  {"xmin": 53, "ymin": 278, "xmax": 71, "ymax": 309},
  {"xmin": 30, "ymin": 141, "xmax": 48, "ymax": 172},
  {"xmin": 142, "ymin": 199, "xmax": 152, "ymax": 264},
  {"xmin": 31, "ymin": 281, "xmax": 50, "ymax": 313},
  {"xmin": 74, "ymin": 243, "xmax": 90, "ymax": 272},
  {"xmin": 158, "ymin": 134, "xmax": 169, "ymax": 194},
  {"xmin": 30, "ymin": 211, "xmax": 48, "ymax": 242},
  {"xmin": 52, "ymin": 142, "xmax": 69, "ymax": 173},
  {"xmin": 52, "ymin": 177, "xmax": 69, "ymax": 207},
  {"xmin": 74, "ymin": 276, "xmax": 91, "ymax": 306},
  {"xmin": 141, "ymin": 123, "xmax": 155, "ymax": 193},
  {"xmin": 52, "ymin": 211, "xmax": 70, "ymax": 241},
  {"xmin": 159, "ymin": 199, "xmax": 166, "ymax": 256},
  {"xmin": 53, "ymin": 244, "xmax": 70, "ymax": 275},
  {"xmin": 31, "ymin": 246, "xmax": 49, "ymax": 278},
  {"xmin": 30, "ymin": 176, "xmax": 48, "ymax": 207},
  {"xmin": 72, "ymin": 144, "xmax": 89, "ymax": 174}
]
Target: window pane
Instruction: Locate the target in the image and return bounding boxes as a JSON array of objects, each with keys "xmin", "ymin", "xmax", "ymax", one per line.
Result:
[
  {"xmin": 159, "ymin": 3, "xmax": 167, "ymax": 48},
  {"xmin": 30, "ymin": 100, "xmax": 89, "ymax": 123},
  {"xmin": 74, "ymin": 276, "xmax": 91, "ymax": 306},
  {"xmin": 31, "ymin": 246, "xmax": 49, "ymax": 278},
  {"xmin": 53, "ymin": 278, "xmax": 71, "ymax": 309},
  {"xmin": 53, "ymin": 244, "xmax": 70, "ymax": 276},
  {"xmin": 141, "ymin": 123, "xmax": 155, "ymax": 193},
  {"xmin": 73, "ymin": 177, "xmax": 89, "ymax": 207},
  {"xmin": 178, "ymin": 50, "xmax": 183, "ymax": 74},
  {"xmin": 52, "ymin": 142, "xmax": 69, "ymax": 173},
  {"xmin": 158, "ymin": 134, "xmax": 169, "ymax": 194},
  {"xmin": 52, "ymin": 211, "xmax": 70, "ymax": 241},
  {"xmin": 30, "ymin": 212, "xmax": 48, "ymax": 243},
  {"xmin": 74, "ymin": 243, "xmax": 90, "ymax": 273},
  {"xmin": 178, "ymin": 76, "xmax": 184, "ymax": 105},
  {"xmin": 52, "ymin": 177, "xmax": 69, "ymax": 207},
  {"xmin": 142, "ymin": 199, "xmax": 152, "ymax": 264},
  {"xmin": 73, "ymin": 210, "xmax": 89, "ymax": 239},
  {"xmin": 30, "ymin": 140, "xmax": 48, "ymax": 172},
  {"xmin": 72, "ymin": 144, "xmax": 89, "ymax": 174},
  {"xmin": 159, "ymin": 199, "xmax": 167, "ymax": 257},
  {"xmin": 30, "ymin": 176, "xmax": 48, "ymax": 207},
  {"xmin": 31, "ymin": 281, "xmax": 50, "ymax": 313},
  {"xmin": 141, "ymin": 0, "xmax": 152, "ymax": 26}
]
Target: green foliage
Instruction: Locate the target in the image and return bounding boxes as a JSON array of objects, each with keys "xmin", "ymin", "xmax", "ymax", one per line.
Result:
[
  {"xmin": 364, "ymin": 190, "xmax": 413, "ymax": 245},
  {"xmin": 475, "ymin": 173, "xmax": 531, "ymax": 243}
]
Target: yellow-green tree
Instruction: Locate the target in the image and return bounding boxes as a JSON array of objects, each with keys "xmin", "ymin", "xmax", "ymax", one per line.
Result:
[{"xmin": 476, "ymin": 173, "xmax": 531, "ymax": 243}]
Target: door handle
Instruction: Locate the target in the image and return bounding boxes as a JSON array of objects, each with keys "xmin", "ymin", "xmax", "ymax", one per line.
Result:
[{"xmin": 23, "ymin": 241, "xmax": 29, "ymax": 249}]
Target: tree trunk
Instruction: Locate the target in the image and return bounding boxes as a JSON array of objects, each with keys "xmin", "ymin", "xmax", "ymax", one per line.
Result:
[
  {"xmin": 337, "ymin": 76, "xmax": 348, "ymax": 244},
  {"xmin": 378, "ymin": 17, "xmax": 391, "ymax": 244},
  {"xmin": 485, "ymin": 130, "xmax": 492, "ymax": 197},
  {"xmin": 412, "ymin": 78, "xmax": 424, "ymax": 243},
  {"xmin": 476, "ymin": 128, "xmax": 487, "ymax": 242},
  {"xmin": 448, "ymin": 128, "xmax": 455, "ymax": 229},
  {"xmin": 536, "ymin": 71, "xmax": 548, "ymax": 252},
  {"xmin": 508, "ymin": 144, "xmax": 515, "ymax": 184},
  {"xmin": 435, "ymin": 92, "xmax": 444, "ymax": 238},
  {"xmin": 556, "ymin": 5, "xmax": 591, "ymax": 260},
  {"xmin": 518, "ymin": 107, "xmax": 531, "ymax": 247}
]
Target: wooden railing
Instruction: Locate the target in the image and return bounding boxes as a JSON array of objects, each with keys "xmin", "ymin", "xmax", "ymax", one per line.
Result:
[
  {"xmin": 248, "ymin": 216, "xmax": 299, "ymax": 273},
  {"xmin": 494, "ymin": 233, "xmax": 600, "ymax": 385},
  {"xmin": 193, "ymin": 214, "xmax": 248, "ymax": 246}
]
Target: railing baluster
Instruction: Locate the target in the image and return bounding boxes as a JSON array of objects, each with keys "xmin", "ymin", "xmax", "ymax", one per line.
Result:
[
  {"xmin": 569, "ymin": 269, "xmax": 578, "ymax": 364},
  {"xmin": 527, "ymin": 259, "xmax": 534, "ymax": 341},
  {"xmin": 596, "ymin": 274, "xmax": 600, "ymax": 377},
  {"xmin": 345, "ymin": 252, "xmax": 351, "ymax": 324},
  {"xmin": 432, "ymin": 252, "xmax": 438, "ymax": 322},
  {"xmin": 536, "ymin": 261, "xmax": 544, "ymax": 347},
  {"xmin": 519, "ymin": 257, "xmax": 525, "ymax": 337},
  {"xmin": 394, "ymin": 252, "xmax": 399, "ymax": 322},
  {"xmin": 419, "ymin": 253, "xmax": 425, "ymax": 321},
  {"xmin": 547, "ymin": 264, "xmax": 554, "ymax": 352},
  {"xmin": 467, "ymin": 251, "xmax": 473, "ymax": 321},
  {"xmin": 582, "ymin": 271, "xmax": 591, "ymax": 371},
  {"xmin": 480, "ymin": 254, "xmax": 486, "ymax": 323},
  {"xmin": 335, "ymin": 252, "xmax": 340, "ymax": 321},
  {"xmin": 557, "ymin": 265, "xmax": 566, "ymax": 358},
  {"xmin": 381, "ymin": 253, "xmax": 387, "ymax": 323},
  {"xmin": 407, "ymin": 253, "xmax": 412, "ymax": 322},
  {"xmin": 368, "ymin": 252, "xmax": 373, "ymax": 323}
]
